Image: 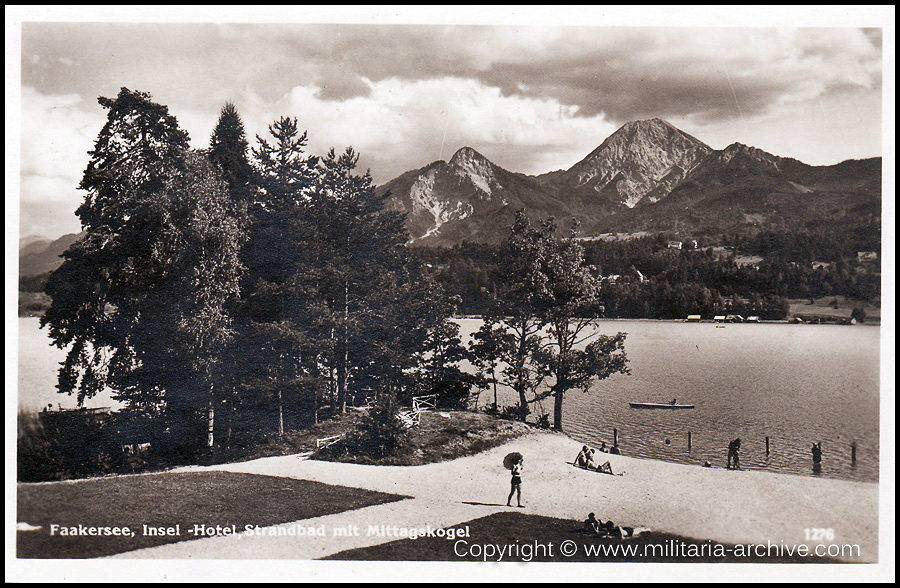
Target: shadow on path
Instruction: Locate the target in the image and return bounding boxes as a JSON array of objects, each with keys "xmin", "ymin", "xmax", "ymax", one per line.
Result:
[{"xmin": 460, "ymin": 501, "xmax": 506, "ymax": 507}]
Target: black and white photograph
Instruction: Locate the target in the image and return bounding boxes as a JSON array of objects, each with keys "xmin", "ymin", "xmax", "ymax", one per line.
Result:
[{"xmin": 7, "ymin": 6, "xmax": 894, "ymax": 582}]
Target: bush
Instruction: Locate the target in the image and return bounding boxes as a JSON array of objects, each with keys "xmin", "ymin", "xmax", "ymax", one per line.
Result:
[
  {"xmin": 488, "ymin": 404, "xmax": 522, "ymax": 421},
  {"xmin": 851, "ymin": 307, "xmax": 867, "ymax": 323},
  {"xmin": 320, "ymin": 393, "xmax": 408, "ymax": 460},
  {"xmin": 16, "ymin": 408, "xmax": 133, "ymax": 482},
  {"xmin": 17, "ymin": 410, "xmax": 61, "ymax": 482}
]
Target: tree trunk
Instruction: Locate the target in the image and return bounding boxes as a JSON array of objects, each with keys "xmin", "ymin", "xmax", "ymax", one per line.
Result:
[
  {"xmin": 492, "ymin": 366, "xmax": 498, "ymax": 411},
  {"xmin": 553, "ymin": 385, "xmax": 564, "ymax": 430},
  {"xmin": 553, "ymin": 321, "xmax": 570, "ymax": 431},
  {"xmin": 277, "ymin": 388, "xmax": 284, "ymax": 437},
  {"xmin": 515, "ymin": 320, "xmax": 529, "ymax": 421},
  {"xmin": 340, "ymin": 281, "xmax": 349, "ymax": 413},
  {"xmin": 207, "ymin": 383, "xmax": 215, "ymax": 449}
]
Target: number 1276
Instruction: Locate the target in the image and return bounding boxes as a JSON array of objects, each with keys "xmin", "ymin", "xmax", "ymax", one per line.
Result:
[{"xmin": 804, "ymin": 528, "xmax": 835, "ymax": 541}]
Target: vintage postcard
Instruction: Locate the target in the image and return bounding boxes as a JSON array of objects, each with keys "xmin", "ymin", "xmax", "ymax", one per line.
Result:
[{"xmin": 7, "ymin": 6, "xmax": 894, "ymax": 583}]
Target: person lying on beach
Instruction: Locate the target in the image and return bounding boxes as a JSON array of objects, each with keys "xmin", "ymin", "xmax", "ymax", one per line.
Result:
[
  {"xmin": 596, "ymin": 461, "xmax": 621, "ymax": 475},
  {"xmin": 583, "ymin": 517, "xmax": 642, "ymax": 539}
]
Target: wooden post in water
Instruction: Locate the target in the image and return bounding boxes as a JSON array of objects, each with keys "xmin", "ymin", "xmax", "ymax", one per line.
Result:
[
  {"xmin": 766, "ymin": 436, "xmax": 770, "ymax": 456},
  {"xmin": 688, "ymin": 431, "xmax": 692, "ymax": 449},
  {"xmin": 851, "ymin": 441, "xmax": 857, "ymax": 465},
  {"xmin": 613, "ymin": 428, "xmax": 618, "ymax": 447}
]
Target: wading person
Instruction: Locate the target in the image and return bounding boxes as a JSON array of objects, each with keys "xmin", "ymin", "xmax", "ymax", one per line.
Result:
[
  {"xmin": 727, "ymin": 438, "xmax": 741, "ymax": 470},
  {"xmin": 811, "ymin": 442, "xmax": 822, "ymax": 464},
  {"xmin": 507, "ymin": 456, "xmax": 524, "ymax": 507}
]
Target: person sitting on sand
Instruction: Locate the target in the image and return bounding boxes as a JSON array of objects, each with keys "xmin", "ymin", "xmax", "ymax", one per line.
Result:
[
  {"xmin": 609, "ymin": 443, "xmax": 621, "ymax": 455},
  {"xmin": 575, "ymin": 445, "xmax": 592, "ymax": 468},
  {"xmin": 599, "ymin": 442, "xmax": 608, "ymax": 453},
  {"xmin": 584, "ymin": 512, "xmax": 601, "ymax": 534}
]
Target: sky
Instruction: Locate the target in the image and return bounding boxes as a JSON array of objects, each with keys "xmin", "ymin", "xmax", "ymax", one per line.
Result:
[{"xmin": 7, "ymin": 7, "xmax": 893, "ymax": 241}]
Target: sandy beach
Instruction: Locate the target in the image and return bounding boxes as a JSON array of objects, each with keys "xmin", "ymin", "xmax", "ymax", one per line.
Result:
[{"xmin": 111, "ymin": 430, "xmax": 879, "ymax": 561}]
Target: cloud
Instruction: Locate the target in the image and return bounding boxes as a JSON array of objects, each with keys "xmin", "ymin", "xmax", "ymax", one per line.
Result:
[
  {"xmin": 16, "ymin": 23, "xmax": 884, "ymax": 239},
  {"xmin": 18, "ymin": 87, "xmax": 105, "ymax": 238},
  {"xmin": 21, "ymin": 24, "xmax": 882, "ymax": 130},
  {"xmin": 275, "ymin": 76, "xmax": 618, "ymax": 183}
]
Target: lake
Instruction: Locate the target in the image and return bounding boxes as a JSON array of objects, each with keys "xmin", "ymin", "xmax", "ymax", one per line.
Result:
[
  {"xmin": 457, "ymin": 319, "xmax": 881, "ymax": 483},
  {"xmin": 17, "ymin": 317, "xmax": 122, "ymax": 412},
  {"xmin": 19, "ymin": 317, "xmax": 880, "ymax": 482}
]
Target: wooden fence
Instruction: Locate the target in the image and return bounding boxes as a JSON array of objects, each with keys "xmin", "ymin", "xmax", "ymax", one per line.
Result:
[
  {"xmin": 315, "ymin": 433, "xmax": 345, "ymax": 449},
  {"xmin": 412, "ymin": 394, "xmax": 437, "ymax": 412}
]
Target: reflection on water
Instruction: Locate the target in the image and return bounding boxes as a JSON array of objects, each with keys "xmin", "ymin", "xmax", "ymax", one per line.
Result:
[{"xmin": 460, "ymin": 319, "xmax": 880, "ymax": 483}]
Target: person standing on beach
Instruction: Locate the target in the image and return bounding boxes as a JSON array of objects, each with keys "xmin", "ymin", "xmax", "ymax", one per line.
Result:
[
  {"xmin": 727, "ymin": 438, "xmax": 741, "ymax": 470},
  {"xmin": 507, "ymin": 457, "xmax": 524, "ymax": 507}
]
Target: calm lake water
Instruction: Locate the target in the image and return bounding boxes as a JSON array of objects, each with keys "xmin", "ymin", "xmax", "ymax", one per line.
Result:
[
  {"xmin": 19, "ymin": 317, "xmax": 881, "ymax": 482},
  {"xmin": 457, "ymin": 319, "xmax": 881, "ymax": 483},
  {"xmin": 17, "ymin": 317, "xmax": 122, "ymax": 412}
]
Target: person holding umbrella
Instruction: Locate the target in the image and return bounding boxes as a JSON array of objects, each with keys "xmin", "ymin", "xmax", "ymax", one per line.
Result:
[{"xmin": 504, "ymin": 452, "xmax": 525, "ymax": 507}]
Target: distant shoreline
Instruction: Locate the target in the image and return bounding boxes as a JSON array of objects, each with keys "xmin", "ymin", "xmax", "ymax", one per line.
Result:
[{"xmin": 453, "ymin": 315, "xmax": 881, "ymax": 326}]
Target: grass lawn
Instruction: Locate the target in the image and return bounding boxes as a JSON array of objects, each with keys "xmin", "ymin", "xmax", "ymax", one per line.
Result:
[
  {"xmin": 17, "ymin": 471, "xmax": 407, "ymax": 559},
  {"xmin": 325, "ymin": 512, "xmax": 839, "ymax": 563},
  {"xmin": 788, "ymin": 296, "xmax": 880, "ymax": 323}
]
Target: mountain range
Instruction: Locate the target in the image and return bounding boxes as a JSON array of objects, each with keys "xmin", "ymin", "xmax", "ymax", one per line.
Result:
[
  {"xmin": 378, "ymin": 118, "xmax": 881, "ymax": 245},
  {"xmin": 18, "ymin": 232, "xmax": 81, "ymax": 277},
  {"xmin": 19, "ymin": 119, "xmax": 881, "ymax": 278}
]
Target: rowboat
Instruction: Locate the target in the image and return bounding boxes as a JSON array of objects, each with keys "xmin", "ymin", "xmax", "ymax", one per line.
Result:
[{"xmin": 629, "ymin": 402, "xmax": 695, "ymax": 409}]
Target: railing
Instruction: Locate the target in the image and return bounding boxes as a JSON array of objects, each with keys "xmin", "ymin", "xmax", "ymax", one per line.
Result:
[
  {"xmin": 412, "ymin": 394, "xmax": 437, "ymax": 413},
  {"xmin": 316, "ymin": 433, "xmax": 345, "ymax": 449},
  {"xmin": 398, "ymin": 409, "xmax": 420, "ymax": 429}
]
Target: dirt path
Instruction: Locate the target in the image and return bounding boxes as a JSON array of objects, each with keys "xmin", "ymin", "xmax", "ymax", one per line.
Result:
[{"xmin": 110, "ymin": 432, "xmax": 879, "ymax": 561}]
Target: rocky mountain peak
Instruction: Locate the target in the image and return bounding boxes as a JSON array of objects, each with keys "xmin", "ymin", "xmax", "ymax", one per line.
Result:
[
  {"xmin": 449, "ymin": 146, "xmax": 488, "ymax": 166},
  {"xmin": 560, "ymin": 118, "xmax": 712, "ymax": 207},
  {"xmin": 377, "ymin": 118, "xmax": 878, "ymax": 246},
  {"xmin": 447, "ymin": 146, "xmax": 499, "ymax": 196},
  {"xmin": 714, "ymin": 142, "xmax": 783, "ymax": 171}
]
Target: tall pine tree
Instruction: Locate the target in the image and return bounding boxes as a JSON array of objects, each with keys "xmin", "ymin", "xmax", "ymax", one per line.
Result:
[
  {"xmin": 208, "ymin": 101, "xmax": 254, "ymax": 203},
  {"xmin": 43, "ymin": 89, "xmax": 247, "ymax": 453}
]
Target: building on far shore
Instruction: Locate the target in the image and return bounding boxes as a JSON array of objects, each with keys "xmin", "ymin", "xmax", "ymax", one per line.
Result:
[
  {"xmin": 667, "ymin": 240, "xmax": 683, "ymax": 250},
  {"xmin": 714, "ymin": 315, "xmax": 726, "ymax": 322},
  {"xmin": 686, "ymin": 314, "xmax": 702, "ymax": 322}
]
